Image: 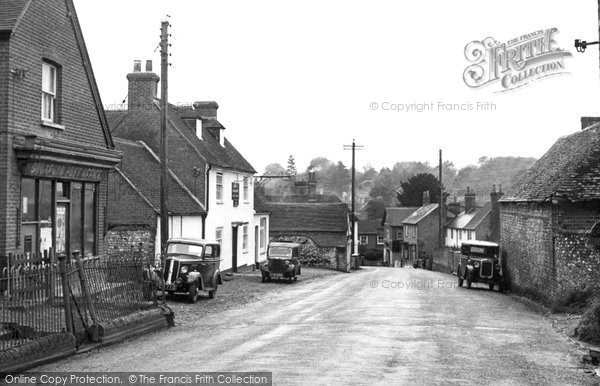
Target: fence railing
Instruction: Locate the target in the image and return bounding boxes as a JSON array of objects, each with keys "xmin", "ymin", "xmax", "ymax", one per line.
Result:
[{"xmin": 1, "ymin": 248, "xmax": 160, "ymax": 352}]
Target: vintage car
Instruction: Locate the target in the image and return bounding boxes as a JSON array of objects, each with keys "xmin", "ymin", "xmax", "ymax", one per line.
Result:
[
  {"xmin": 457, "ymin": 240, "xmax": 504, "ymax": 291},
  {"xmin": 260, "ymin": 242, "xmax": 301, "ymax": 283},
  {"xmin": 162, "ymin": 238, "xmax": 223, "ymax": 303}
]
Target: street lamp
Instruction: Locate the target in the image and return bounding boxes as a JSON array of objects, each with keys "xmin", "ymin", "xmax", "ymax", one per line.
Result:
[{"xmin": 575, "ymin": 38, "xmax": 599, "ymax": 53}]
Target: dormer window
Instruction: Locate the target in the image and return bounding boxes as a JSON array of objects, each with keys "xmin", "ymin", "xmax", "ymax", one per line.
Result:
[
  {"xmin": 41, "ymin": 62, "xmax": 58, "ymax": 123},
  {"xmin": 195, "ymin": 119, "xmax": 203, "ymax": 140}
]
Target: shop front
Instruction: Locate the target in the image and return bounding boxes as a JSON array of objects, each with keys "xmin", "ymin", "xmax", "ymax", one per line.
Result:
[{"xmin": 13, "ymin": 138, "xmax": 121, "ymax": 262}]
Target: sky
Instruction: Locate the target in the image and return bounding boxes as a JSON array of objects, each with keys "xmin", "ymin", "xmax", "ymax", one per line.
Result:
[{"xmin": 74, "ymin": 0, "xmax": 600, "ymax": 174}]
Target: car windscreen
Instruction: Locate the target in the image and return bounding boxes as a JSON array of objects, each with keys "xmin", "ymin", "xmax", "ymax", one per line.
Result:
[
  {"xmin": 461, "ymin": 245, "xmax": 498, "ymax": 258},
  {"xmin": 268, "ymin": 247, "xmax": 292, "ymax": 257},
  {"xmin": 167, "ymin": 243, "xmax": 204, "ymax": 258}
]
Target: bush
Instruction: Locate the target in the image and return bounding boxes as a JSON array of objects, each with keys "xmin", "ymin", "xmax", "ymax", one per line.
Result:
[{"xmin": 574, "ymin": 297, "xmax": 600, "ymax": 345}]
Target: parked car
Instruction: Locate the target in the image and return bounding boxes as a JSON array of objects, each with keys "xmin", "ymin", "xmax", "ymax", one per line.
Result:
[
  {"xmin": 161, "ymin": 238, "xmax": 223, "ymax": 303},
  {"xmin": 457, "ymin": 240, "xmax": 504, "ymax": 291},
  {"xmin": 260, "ymin": 242, "xmax": 301, "ymax": 283}
]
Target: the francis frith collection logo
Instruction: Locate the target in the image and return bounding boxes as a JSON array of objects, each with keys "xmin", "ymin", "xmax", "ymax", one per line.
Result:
[{"xmin": 463, "ymin": 28, "xmax": 572, "ymax": 92}]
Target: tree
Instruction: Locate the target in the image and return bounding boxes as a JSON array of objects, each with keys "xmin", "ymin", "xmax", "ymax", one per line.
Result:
[
  {"xmin": 287, "ymin": 155, "xmax": 297, "ymax": 176},
  {"xmin": 263, "ymin": 163, "xmax": 286, "ymax": 176},
  {"xmin": 364, "ymin": 199, "xmax": 386, "ymax": 220},
  {"xmin": 396, "ymin": 173, "xmax": 442, "ymax": 207}
]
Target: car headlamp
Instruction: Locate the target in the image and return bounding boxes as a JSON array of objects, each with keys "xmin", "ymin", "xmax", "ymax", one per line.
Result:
[
  {"xmin": 180, "ymin": 265, "xmax": 188, "ymax": 274},
  {"xmin": 473, "ymin": 262, "xmax": 480, "ymax": 268}
]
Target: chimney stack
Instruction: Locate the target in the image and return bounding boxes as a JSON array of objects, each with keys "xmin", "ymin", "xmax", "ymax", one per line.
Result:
[
  {"xmin": 127, "ymin": 59, "xmax": 159, "ymax": 111},
  {"xmin": 422, "ymin": 191, "xmax": 430, "ymax": 206},
  {"xmin": 581, "ymin": 117, "xmax": 600, "ymax": 130},
  {"xmin": 490, "ymin": 184, "xmax": 504, "ymax": 242},
  {"xmin": 464, "ymin": 186, "xmax": 476, "ymax": 213}
]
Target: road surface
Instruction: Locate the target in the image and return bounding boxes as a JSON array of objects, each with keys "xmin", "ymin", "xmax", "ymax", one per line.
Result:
[{"xmin": 36, "ymin": 267, "xmax": 594, "ymax": 385}]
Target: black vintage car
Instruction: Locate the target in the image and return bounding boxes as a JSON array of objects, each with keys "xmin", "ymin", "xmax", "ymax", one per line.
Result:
[
  {"xmin": 457, "ymin": 240, "xmax": 504, "ymax": 291},
  {"xmin": 260, "ymin": 242, "xmax": 301, "ymax": 283},
  {"xmin": 162, "ymin": 238, "xmax": 223, "ymax": 303}
]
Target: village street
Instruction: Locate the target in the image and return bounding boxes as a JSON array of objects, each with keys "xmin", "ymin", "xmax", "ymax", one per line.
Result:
[{"xmin": 34, "ymin": 267, "xmax": 594, "ymax": 385}]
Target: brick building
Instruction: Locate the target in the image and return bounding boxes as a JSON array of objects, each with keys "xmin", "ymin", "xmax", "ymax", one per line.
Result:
[
  {"xmin": 358, "ymin": 219, "xmax": 384, "ymax": 266},
  {"xmin": 381, "ymin": 207, "xmax": 419, "ymax": 267},
  {"xmin": 0, "ymin": 0, "xmax": 121, "ymax": 262},
  {"xmin": 500, "ymin": 119, "xmax": 600, "ymax": 305},
  {"xmin": 106, "ymin": 138, "xmax": 206, "ymax": 262},
  {"xmin": 106, "ymin": 61, "xmax": 265, "ymax": 272},
  {"xmin": 402, "ymin": 203, "xmax": 440, "ymax": 262}
]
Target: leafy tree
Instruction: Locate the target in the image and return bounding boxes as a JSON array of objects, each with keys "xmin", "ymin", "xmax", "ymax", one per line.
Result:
[
  {"xmin": 287, "ymin": 155, "xmax": 297, "ymax": 176},
  {"xmin": 264, "ymin": 163, "xmax": 286, "ymax": 176},
  {"xmin": 396, "ymin": 173, "xmax": 442, "ymax": 206},
  {"xmin": 364, "ymin": 199, "xmax": 386, "ymax": 220}
]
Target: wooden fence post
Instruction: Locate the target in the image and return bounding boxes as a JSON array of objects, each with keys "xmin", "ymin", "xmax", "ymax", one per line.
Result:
[
  {"xmin": 57, "ymin": 252, "xmax": 73, "ymax": 334},
  {"xmin": 74, "ymin": 252, "xmax": 101, "ymax": 342}
]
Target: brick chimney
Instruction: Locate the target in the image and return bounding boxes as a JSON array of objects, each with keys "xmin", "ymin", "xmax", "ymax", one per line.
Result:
[
  {"xmin": 308, "ymin": 171, "xmax": 317, "ymax": 202},
  {"xmin": 464, "ymin": 187, "xmax": 476, "ymax": 213},
  {"xmin": 127, "ymin": 60, "xmax": 159, "ymax": 111},
  {"xmin": 490, "ymin": 184, "xmax": 504, "ymax": 242},
  {"xmin": 581, "ymin": 117, "xmax": 600, "ymax": 130},
  {"xmin": 422, "ymin": 191, "xmax": 430, "ymax": 206},
  {"xmin": 447, "ymin": 195, "xmax": 461, "ymax": 217}
]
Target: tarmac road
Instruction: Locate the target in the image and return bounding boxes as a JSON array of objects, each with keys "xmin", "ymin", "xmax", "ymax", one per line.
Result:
[{"xmin": 35, "ymin": 267, "xmax": 595, "ymax": 385}]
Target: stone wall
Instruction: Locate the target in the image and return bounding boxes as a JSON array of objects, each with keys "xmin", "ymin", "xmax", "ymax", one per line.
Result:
[
  {"xmin": 105, "ymin": 226, "xmax": 156, "ymax": 265},
  {"xmin": 500, "ymin": 200, "xmax": 600, "ymax": 306},
  {"xmin": 270, "ymin": 234, "xmax": 343, "ymax": 271}
]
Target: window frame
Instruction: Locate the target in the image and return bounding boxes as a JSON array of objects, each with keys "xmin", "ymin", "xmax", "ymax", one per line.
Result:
[
  {"xmin": 242, "ymin": 224, "xmax": 248, "ymax": 252},
  {"xmin": 243, "ymin": 176, "xmax": 249, "ymax": 202},
  {"xmin": 359, "ymin": 235, "xmax": 368, "ymax": 245},
  {"xmin": 377, "ymin": 235, "xmax": 384, "ymax": 245},
  {"xmin": 216, "ymin": 173, "xmax": 224, "ymax": 203},
  {"xmin": 259, "ymin": 217, "xmax": 266, "ymax": 251}
]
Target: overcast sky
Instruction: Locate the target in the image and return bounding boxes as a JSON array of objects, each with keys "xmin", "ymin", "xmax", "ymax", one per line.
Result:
[{"xmin": 74, "ymin": 0, "xmax": 600, "ymax": 174}]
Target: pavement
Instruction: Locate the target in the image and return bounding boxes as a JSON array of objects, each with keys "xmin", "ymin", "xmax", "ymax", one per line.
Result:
[{"xmin": 34, "ymin": 267, "xmax": 596, "ymax": 385}]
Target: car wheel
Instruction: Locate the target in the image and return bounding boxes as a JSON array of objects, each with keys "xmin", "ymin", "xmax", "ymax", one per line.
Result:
[
  {"xmin": 489, "ymin": 283, "xmax": 495, "ymax": 290},
  {"xmin": 208, "ymin": 284, "xmax": 218, "ymax": 299},
  {"xmin": 458, "ymin": 275, "xmax": 464, "ymax": 288},
  {"xmin": 294, "ymin": 275, "xmax": 298, "ymax": 282},
  {"xmin": 261, "ymin": 273, "xmax": 266, "ymax": 283},
  {"xmin": 466, "ymin": 279, "xmax": 472, "ymax": 289},
  {"xmin": 188, "ymin": 283, "xmax": 198, "ymax": 303}
]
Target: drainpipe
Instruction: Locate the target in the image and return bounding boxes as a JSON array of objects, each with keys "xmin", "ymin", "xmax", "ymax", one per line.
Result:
[{"xmin": 203, "ymin": 163, "xmax": 212, "ymax": 239}]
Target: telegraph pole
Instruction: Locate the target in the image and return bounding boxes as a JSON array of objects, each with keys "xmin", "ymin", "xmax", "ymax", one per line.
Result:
[
  {"xmin": 160, "ymin": 20, "xmax": 170, "ymax": 259},
  {"xmin": 439, "ymin": 149, "xmax": 444, "ymax": 249},
  {"xmin": 344, "ymin": 139, "xmax": 363, "ymax": 268}
]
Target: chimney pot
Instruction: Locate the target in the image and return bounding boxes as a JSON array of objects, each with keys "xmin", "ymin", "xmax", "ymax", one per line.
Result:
[
  {"xmin": 422, "ymin": 191, "xmax": 430, "ymax": 206},
  {"xmin": 145, "ymin": 60, "xmax": 153, "ymax": 72},
  {"xmin": 133, "ymin": 60, "xmax": 142, "ymax": 72}
]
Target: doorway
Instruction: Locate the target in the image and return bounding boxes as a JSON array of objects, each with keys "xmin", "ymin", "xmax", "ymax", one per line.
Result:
[
  {"xmin": 232, "ymin": 226, "xmax": 238, "ymax": 273},
  {"xmin": 254, "ymin": 225, "xmax": 259, "ymax": 269}
]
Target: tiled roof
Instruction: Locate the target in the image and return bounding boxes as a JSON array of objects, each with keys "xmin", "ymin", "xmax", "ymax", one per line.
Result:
[
  {"xmin": 383, "ymin": 207, "xmax": 420, "ymax": 227},
  {"xmin": 268, "ymin": 202, "xmax": 349, "ymax": 233},
  {"xmin": 109, "ymin": 103, "xmax": 256, "ymax": 174},
  {"xmin": 359, "ymin": 220, "xmax": 381, "ymax": 234},
  {"xmin": 502, "ymin": 125, "xmax": 600, "ymax": 203},
  {"xmin": 447, "ymin": 202, "xmax": 491, "ymax": 230},
  {"xmin": 402, "ymin": 204, "xmax": 439, "ymax": 225},
  {"xmin": 0, "ymin": 0, "xmax": 29, "ymax": 32},
  {"xmin": 114, "ymin": 138, "xmax": 205, "ymax": 215}
]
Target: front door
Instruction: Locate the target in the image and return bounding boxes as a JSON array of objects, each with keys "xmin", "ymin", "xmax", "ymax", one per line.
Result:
[{"xmin": 232, "ymin": 226, "xmax": 238, "ymax": 273}]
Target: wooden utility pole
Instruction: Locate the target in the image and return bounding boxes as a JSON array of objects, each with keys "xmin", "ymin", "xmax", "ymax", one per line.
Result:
[
  {"xmin": 344, "ymin": 139, "xmax": 363, "ymax": 266},
  {"xmin": 439, "ymin": 149, "xmax": 443, "ymax": 249},
  {"xmin": 160, "ymin": 20, "xmax": 170, "ymax": 257}
]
